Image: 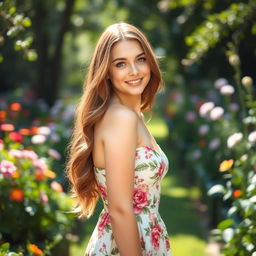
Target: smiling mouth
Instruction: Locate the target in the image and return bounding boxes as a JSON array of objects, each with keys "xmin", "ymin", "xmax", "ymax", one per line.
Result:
[{"xmin": 125, "ymin": 78, "xmax": 143, "ymax": 85}]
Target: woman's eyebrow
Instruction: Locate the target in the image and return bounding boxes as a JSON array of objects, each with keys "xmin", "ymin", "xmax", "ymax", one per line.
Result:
[{"xmin": 111, "ymin": 52, "xmax": 145, "ymax": 63}]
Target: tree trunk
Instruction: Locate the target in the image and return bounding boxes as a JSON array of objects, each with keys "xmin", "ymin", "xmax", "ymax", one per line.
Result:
[
  {"xmin": 48, "ymin": 0, "xmax": 76, "ymax": 106},
  {"xmin": 33, "ymin": 0, "xmax": 76, "ymax": 107}
]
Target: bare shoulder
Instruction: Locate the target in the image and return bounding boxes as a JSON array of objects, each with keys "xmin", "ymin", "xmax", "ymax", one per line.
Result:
[
  {"xmin": 106, "ymin": 104, "xmax": 138, "ymax": 124},
  {"xmin": 100, "ymin": 103, "xmax": 138, "ymax": 140}
]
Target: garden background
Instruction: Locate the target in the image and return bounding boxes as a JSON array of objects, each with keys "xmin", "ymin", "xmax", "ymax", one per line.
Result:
[{"xmin": 0, "ymin": 0, "xmax": 256, "ymax": 255}]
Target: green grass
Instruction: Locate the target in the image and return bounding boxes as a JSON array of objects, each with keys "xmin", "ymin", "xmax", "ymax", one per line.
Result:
[{"xmin": 69, "ymin": 115, "xmax": 208, "ymax": 256}]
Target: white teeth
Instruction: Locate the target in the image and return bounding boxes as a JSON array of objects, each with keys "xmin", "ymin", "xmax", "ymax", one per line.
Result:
[{"xmin": 126, "ymin": 78, "xmax": 141, "ymax": 84}]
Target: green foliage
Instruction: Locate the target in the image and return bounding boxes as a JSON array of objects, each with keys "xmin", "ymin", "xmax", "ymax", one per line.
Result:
[
  {"xmin": 0, "ymin": 0, "xmax": 37, "ymax": 62},
  {"xmin": 184, "ymin": 1, "xmax": 255, "ymax": 64},
  {"xmin": 0, "ymin": 243, "xmax": 23, "ymax": 256}
]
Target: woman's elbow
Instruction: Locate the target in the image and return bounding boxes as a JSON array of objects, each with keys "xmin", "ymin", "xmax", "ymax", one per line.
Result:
[{"xmin": 108, "ymin": 203, "xmax": 134, "ymax": 219}]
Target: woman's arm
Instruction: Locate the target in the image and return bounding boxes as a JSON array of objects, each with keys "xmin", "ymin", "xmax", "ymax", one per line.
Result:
[{"xmin": 102, "ymin": 106, "xmax": 142, "ymax": 256}]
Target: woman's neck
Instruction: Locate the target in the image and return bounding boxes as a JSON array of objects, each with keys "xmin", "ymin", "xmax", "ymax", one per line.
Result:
[{"xmin": 111, "ymin": 94, "xmax": 142, "ymax": 116}]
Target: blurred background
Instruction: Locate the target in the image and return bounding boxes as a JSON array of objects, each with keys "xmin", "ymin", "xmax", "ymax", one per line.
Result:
[{"xmin": 0, "ymin": 0, "xmax": 255, "ymax": 255}]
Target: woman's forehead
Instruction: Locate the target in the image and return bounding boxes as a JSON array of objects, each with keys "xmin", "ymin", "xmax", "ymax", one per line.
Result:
[{"xmin": 110, "ymin": 40, "xmax": 144, "ymax": 59}]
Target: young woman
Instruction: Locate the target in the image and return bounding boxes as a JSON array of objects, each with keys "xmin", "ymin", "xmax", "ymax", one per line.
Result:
[{"xmin": 67, "ymin": 22, "xmax": 172, "ymax": 256}]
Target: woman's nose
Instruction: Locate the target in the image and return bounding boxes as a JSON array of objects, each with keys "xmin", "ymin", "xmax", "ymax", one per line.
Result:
[{"xmin": 129, "ymin": 63, "xmax": 139, "ymax": 75}]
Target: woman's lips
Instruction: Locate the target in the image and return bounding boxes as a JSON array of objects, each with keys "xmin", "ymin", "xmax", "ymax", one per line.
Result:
[{"xmin": 125, "ymin": 78, "xmax": 143, "ymax": 85}]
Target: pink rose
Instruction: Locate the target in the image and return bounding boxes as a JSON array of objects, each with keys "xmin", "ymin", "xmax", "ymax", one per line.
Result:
[
  {"xmin": 98, "ymin": 213, "xmax": 110, "ymax": 237},
  {"xmin": 158, "ymin": 161, "xmax": 165, "ymax": 177},
  {"xmin": 133, "ymin": 185, "xmax": 149, "ymax": 214},
  {"xmin": 98, "ymin": 184, "xmax": 107, "ymax": 199},
  {"xmin": 0, "ymin": 160, "xmax": 16, "ymax": 178},
  {"xmin": 151, "ymin": 224, "xmax": 162, "ymax": 250}
]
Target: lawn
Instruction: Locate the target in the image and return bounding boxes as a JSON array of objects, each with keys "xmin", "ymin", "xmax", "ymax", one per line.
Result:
[{"xmin": 69, "ymin": 115, "xmax": 209, "ymax": 256}]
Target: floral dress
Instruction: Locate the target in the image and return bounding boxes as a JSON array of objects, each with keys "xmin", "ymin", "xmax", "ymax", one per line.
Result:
[{"xmin": 85, "ymin": 145, "xmax": 172, "ymax": 256}]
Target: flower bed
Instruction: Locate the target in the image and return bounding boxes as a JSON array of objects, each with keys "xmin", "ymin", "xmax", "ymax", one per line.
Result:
[
  {"xmin": 0, "ymin": 96, "xmax": 75, "ymax": 255},
  {"xmin": 163, "ymin": 75, "xmax": 256, "ymax": 255}
]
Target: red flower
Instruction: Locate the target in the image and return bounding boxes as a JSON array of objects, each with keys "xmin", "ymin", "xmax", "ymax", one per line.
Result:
[
  {"xmin": 158, "ymin": 161, "xmax": 165, "ymax": 177},
  {"xmin": 35, "ymin": 169, "xmax": 45, "ymax": 181},
  {"xmin": 19, "ymin": 128, "xmax": 30, "ymax": 135},
  {"xmin": 133, "ymin": 184, "xmax": 149, "ymax": 214},
  {"xmin": 233, "ymin": 189, "xmax": 242, "ymax": 197},
  {"xmin": 10, "ymin": 102, "xmax": 22, "ymax": 111},
  {"xmin": 0, "ymin": 123, "xmax": 14, "ymax": 132},
  {"xmin": 28, "ymin": 243, "xmax": 43, "ymax": 255},
  {"xmin": 98, "ymin": 213, "xmax": 110, "ymax": 237},
  {"xmin": 9, "ymin": 189, "xmax": 24, "ymax": 202},
  {"xmin": 30, "ymin": 126, "xmax": 39, "ymax": 134},
  {"xmin": 150, "ymin": 224, "xmax": 162, "ymax": 250},
  {"xmin": 0, "ymin": 110, "xmax": 6, "ymax": 122},
  {"xmin": 198, "ymin": 140, "xmax": 206, "ymax": 147},
  {"xmin": 98, "ymin": 184, "xmax": 107, "ymax": 199},
  {"xmin": 9, "ymin": 132, "xmax": 23, "ymax": 143}
]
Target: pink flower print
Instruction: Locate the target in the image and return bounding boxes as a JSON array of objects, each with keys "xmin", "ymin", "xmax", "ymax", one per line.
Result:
[
  {"xmin": 98, "ymin": 213, "xmax": 110, "ymax": 237},
  {"xmin": 149, "ymin": 213, "xmax": 155, "ymax": 224},
  {"xmin": 166, "ymin": 238, "xmax": 171, "ymax": 250},
  {"xmin": 135, "ymin": 152, "xmax": 141, "ymax": 160},
  {"xmin": 150, "ymin": 224, "xmax": 162, "ymax": 250},
  {"xmin": 133, "ymin": 184, "xmax": 149, "ymax": 214},
  {"xmin": 145, "ymin": 146, "xmax": 153, "ymax": 152},
  {"xmin": 98, "ymin": 184, "xmax": 107, "ymax": 199},
  {"xmin": 0, "ymin": 160, "xmax": 16, "ymax": 178},
  {"xmin": 99, "ymin": 243, "xmax": 107, "ymax": 253},
  {"xmin": 144, "ymin": 146, "xmax": 153, "ymax": 159},
  {"xmin": 158, "ymin": 161, "xmax": 165, "ymax": 177}
]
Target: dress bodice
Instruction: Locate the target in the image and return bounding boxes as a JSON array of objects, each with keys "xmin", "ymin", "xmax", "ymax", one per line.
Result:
[
  {"xmin": 94, "ymin": 145, "xmax": 169, "ymax": 214},
  {"xmin": 86, "ymin": 145, "xmax": 172, "ymax": 255}
]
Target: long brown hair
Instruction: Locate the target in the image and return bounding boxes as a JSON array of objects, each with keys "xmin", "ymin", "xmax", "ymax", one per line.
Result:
[{"xmin": 66, "ymin": 22, "xmax": 163, "ymax": 218}]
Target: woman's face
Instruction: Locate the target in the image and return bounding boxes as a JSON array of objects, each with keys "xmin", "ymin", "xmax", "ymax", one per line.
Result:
[{"xmin": 108, "ymin": 39, "xmax": 151, "ymax": 98}]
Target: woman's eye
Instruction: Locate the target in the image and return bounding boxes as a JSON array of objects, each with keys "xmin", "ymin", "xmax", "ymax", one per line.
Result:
[
  {"xmin": 115, "ymin": 62, "xmax": 126, "ymax": 67},
  {"xmin": 138, "ymin": 57, "xmax": 146, "ymax": 62}
]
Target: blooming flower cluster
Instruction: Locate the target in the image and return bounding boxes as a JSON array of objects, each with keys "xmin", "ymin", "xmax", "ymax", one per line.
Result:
[
  {"xmin": 164, "ymin": 74, "xmax": 256, "ymax": 255},
  {"xmin": 0, "ymin": 99, "xmax": 74, "ymax": 254}
]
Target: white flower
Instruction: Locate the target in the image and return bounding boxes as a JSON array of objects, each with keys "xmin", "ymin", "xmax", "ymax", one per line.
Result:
[
  {"xmin": 240, "ymin": 154, "xmax": 248, "ymax": 162},
  {"xmin": 31, "ymin": 134, "xmax": 46, "ymax": 144},
  {"xmin": 228, "ymin": 54, "xmax": 240, "ymax": 66},
  {"xmin": 199, "ymin": 124, "xmax": 209, "ymax": 136},
  {"xmin": 227, "ymin": 132, "xmax": 243, "ymax": 148},
  {"xmin": 248, "ymin": 131, "xmax": 256, "ymax": 143},
  {"xmin": 199, "ymin": 102, "xmax": 215, "ymax": 117},
  {"xmin": 209, "ymin": 106, "xmax": 224, "ymax": 120},
  {"xmin": 209, "ymin": 138, "xmax": 220, "ymax": 150},
  {"xmin": 38, "ymin": 126, "xmax": 51, "ymax": 136},
  {"xmin": 214, "ymin": 78, "xmax": 228, "ymax": 89},
  {"xmin": 241, "ymin": 76, "xmax": 253, "ymax": 88},
  {"xmin": 220, "ymin": 85, "xmax": 235, "ymax": 95}
]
